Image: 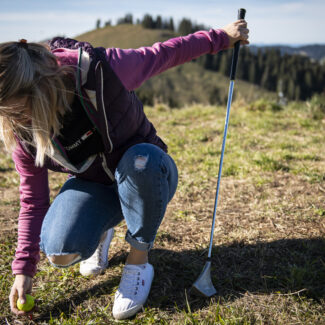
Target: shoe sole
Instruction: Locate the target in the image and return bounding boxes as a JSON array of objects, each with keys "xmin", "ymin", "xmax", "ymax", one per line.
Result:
[{"xmin": 113, "ymin": 304, "xmax": 144, "ymax": 320}]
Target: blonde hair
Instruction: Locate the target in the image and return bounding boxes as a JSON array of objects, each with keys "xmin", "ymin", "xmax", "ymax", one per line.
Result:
[{"xmin": 0, "ymin": 41, "xmax": 74, "ymax": 166}]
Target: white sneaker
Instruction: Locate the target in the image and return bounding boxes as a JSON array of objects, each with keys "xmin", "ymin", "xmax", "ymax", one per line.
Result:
[
  {"xmin": 112, "ymin": 263, "xmax": 154, "ymax": 320},
  {"xmin": 79, "ymin": 228, "xmax": 114, "ymax": 276}
]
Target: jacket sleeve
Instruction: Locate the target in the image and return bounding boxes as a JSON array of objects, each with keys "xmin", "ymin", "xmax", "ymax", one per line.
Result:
[
  {"xmin": 106, "ymin": 29, "xmax": 229, "ymax": 91},
  {"xmin": 11, "ymin": 142, "xmax": 50, "ymax": 277}
]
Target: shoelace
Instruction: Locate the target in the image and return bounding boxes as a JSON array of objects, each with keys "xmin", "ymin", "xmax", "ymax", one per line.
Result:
[{"xmin": 119, "ymin": 268, "xmax": 141, "ymax": 296}]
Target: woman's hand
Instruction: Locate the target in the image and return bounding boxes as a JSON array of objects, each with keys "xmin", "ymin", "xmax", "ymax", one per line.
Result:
[
  {"xmin": 221, "ymin": 19, "xmax": 249, "ymax": 48},
  {"xmin": 9, "ymin": 274, "xmax": 33, "ymax": 316}
]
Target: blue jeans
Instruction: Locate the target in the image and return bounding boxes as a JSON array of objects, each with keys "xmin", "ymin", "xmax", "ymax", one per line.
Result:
[{"xmin": 40, "ymin": 143, "xmax": 178, "ymax": 266}]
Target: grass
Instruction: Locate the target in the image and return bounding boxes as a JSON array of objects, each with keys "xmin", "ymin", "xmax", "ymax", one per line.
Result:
[{"xmin": 0, "ymin": 99, "xmax": 325, "ymax": 324}]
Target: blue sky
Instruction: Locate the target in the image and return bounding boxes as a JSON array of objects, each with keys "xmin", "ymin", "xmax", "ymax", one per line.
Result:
[{"xmin": 1, "ymin": 0, "xmax": 324, "ymax": 45}]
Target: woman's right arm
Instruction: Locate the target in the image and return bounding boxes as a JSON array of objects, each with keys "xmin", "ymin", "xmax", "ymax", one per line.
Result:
[
  {"xmin": 106, "ymin": 20, "xmax": 248, "ymax": 91},
  {"xmin": 9, "ymin": 142, "xmax": 50, "ymax": 315},
  {"xmin": 106, "ymin": 28, "xmax": 229, "ymax": 91}
]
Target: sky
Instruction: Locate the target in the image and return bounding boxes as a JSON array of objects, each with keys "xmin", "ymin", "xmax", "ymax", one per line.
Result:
[{"xmin": 0, "ymin": 0, "xmax": 324, "ymax": 45}]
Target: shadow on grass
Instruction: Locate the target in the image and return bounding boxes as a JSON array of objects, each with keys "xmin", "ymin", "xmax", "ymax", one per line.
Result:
[
  {"xmin": 34, "ymin": 238, "xmax": 325, "ymax": 321},
  {"xmin": 33, "ymin": 252, "xmax": 128, "ymax": 322},
  {"xmin": 0, "ymin": 166, "xmax": 13, "ymax": 172},
  {"xmin": 148, "ymin": 238, "xmax": 325, "ymax": 311},
  {"xmin": 149, "ymin": 237, "xmax": 325, "ymax": 312}
]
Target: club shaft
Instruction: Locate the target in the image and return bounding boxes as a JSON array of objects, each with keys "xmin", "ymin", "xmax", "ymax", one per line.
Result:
[{"xmin": 207, "ymin": 80, "xmax": 234, "ymax": 259}]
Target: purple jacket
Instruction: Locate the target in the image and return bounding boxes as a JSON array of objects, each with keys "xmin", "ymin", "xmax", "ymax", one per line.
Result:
[
  {"xmin": 12, "ymin": 29, "xmax": 229, "ymax": 277},
  {"xmin": 21, "ymin": 36, "xmax": 169, "ymax": 185}
]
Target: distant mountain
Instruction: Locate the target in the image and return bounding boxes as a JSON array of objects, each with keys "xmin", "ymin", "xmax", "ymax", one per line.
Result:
[{"xmin": 250, "ymin": 44, "xmax": 325, "ymax": 61}]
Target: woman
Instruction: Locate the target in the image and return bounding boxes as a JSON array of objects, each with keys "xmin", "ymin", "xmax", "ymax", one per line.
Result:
[{"xmin": 1, "ymin": 19, "xmax": 249, "ymax": 320}]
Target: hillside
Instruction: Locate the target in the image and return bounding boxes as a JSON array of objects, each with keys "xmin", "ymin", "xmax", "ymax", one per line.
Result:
[
  {"xmin": 135, "ymin": 61, "xmax": 275, "ymax": 107},
  {"xmin": 76, "ymin": 24, "xmax": 177, "ymax": 49},
  {"xmin": 76, "ymin": 24, "xmax": 276, "ymax": 106}
]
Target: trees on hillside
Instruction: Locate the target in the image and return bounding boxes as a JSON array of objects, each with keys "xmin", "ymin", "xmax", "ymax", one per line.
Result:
[
  {"xmin": 99, "ymin": 14, "xmax": 202, "ymax": 33},
  {"xmin": 141, "ymin": 14, "xmax": 176, "ymax": 31},
  {"xmin": 197, "ymin": 47, "xmax": 325, "ymax": 101},
  {"xmin": 117, "ymin": 13, "xmax": 133, "ymax": 25},
  {"xmin": 142, "ymin": 14, "xmax": 155, "ymax": 29},
  {"xmin": 178, "ymin": 18, "xmax": 192, "ymax": 35}
]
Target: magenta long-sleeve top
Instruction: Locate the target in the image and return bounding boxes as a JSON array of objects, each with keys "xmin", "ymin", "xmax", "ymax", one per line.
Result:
[{"xmin": 11, "ymin": 29, "xmax": 229, "ymax": 277}]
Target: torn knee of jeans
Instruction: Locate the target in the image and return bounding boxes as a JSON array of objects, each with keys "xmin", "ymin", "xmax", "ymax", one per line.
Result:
[
  {"xmin": 134, "ymin": 155, "xmax": 148, "ymax": 170},
  {"xmin": 48, "ymin": 253, "xmax": 81, "ymax": 266}
]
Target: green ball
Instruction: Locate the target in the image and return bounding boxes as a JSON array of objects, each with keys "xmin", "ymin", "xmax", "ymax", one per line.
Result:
[{"xmin": 17, "ymin": 294, "xmax": 35, "ymax": 312}]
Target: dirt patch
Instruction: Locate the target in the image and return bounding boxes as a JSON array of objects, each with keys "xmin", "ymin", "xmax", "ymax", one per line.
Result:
[{"xmin": 159, "ymin": 172, "xmax": 325, "ymax": 253}]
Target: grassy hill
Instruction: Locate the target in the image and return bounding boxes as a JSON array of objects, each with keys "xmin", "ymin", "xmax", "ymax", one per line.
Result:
[
  {"xmin": 1, "ymin": 100, "xmax": 324, "ymax": 323},
  {"xmin": 76, "ymin": 24, "xmax": 177, "ymax": 49},
  {"xmin": 135, "ymin": 62, "xmax": 275, "ymax": 107},
  {"xmin": 76, "ymin": 24, "xmax": 276, "ymax": 106}
]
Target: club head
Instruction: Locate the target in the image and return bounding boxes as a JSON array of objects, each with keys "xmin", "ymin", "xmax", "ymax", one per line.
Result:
[{"xmin": 192, "ymin": 260, "xmax": 217, "ymax": 297}]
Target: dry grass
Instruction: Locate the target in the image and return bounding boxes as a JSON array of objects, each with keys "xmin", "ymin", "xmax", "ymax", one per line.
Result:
[{"xmin": 0, "ymin": 100, "xmax": 324, "ymax": 324}]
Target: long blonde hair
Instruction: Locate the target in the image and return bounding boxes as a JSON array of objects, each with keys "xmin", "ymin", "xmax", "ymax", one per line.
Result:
[{"xmin": 0, "ymin": 41, "xmax": 74, "ymax": 166}]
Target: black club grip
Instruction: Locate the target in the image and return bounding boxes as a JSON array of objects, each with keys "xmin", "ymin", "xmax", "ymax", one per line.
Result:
[
  {"xmin": 238, "ymin": 8, "xmax": 246, "ymax": 20},
  {"xmin": 230, "ymin": 8, "xmax": 246, "ymax": 80}
]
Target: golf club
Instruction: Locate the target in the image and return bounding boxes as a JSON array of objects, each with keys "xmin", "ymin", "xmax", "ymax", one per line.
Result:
[{"xmin": 192, "ymin": 8, "xmax": 246, "ymax": 297}]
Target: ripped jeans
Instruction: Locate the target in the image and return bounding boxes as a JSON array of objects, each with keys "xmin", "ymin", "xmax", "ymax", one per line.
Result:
[{"xmin": 40, "ymin": 143, "xmax": 178, "ymax": 266}]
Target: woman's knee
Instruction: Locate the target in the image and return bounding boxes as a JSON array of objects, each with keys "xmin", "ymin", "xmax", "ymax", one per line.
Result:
[
  {"xmin": 48, "ymin": 253, "xmax": 81, "ymax": 267},
  {"xmin": 116, "ymin": 144, "xmax": 165, "ymax": 179}
]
